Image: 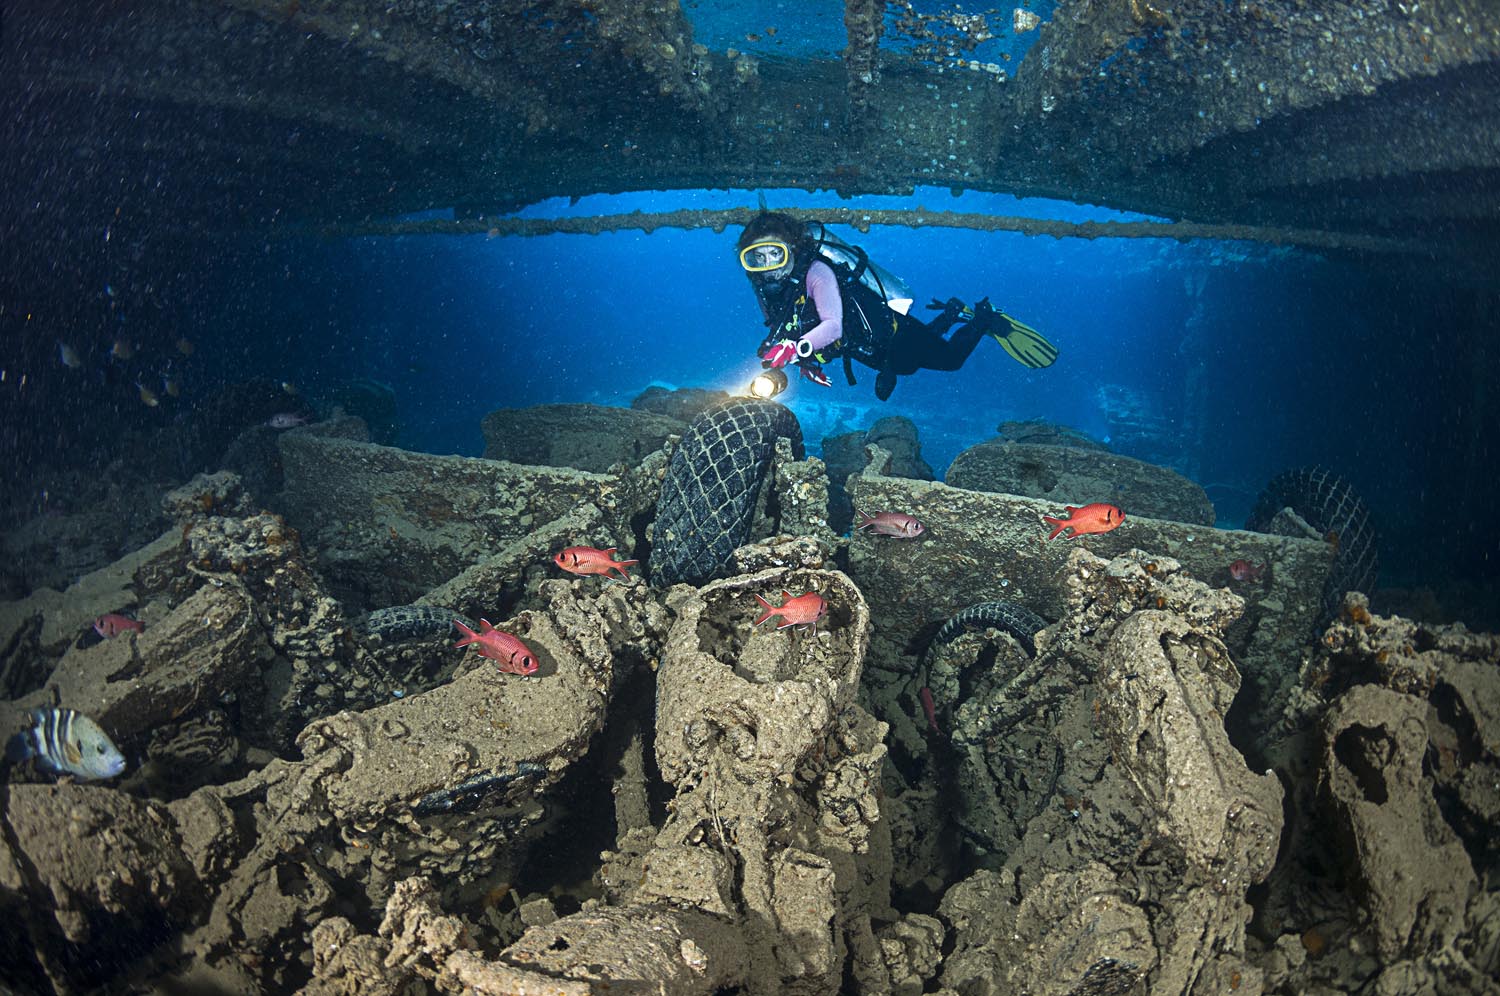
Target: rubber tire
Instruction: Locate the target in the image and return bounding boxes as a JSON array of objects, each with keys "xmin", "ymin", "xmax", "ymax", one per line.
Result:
[
  {"xmin": 650, "ymin": 399, "xmax": 804, "ymax": 588},
  {"xmin": 362, "ymin": 604, "xmax": 473, "ymax": 642},
  {"xmin": 1247, "ymin": 466, "xmax": 1378, "ymax": 621},
  {"xmin": 925, "ymin": 600, "xmax": 1048, "ymax": 663}
]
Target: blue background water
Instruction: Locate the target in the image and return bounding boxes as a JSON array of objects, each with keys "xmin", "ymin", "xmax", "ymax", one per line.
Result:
[
  {"xmin": 682, "ymin": 0, "xmax": 1056, "ymax": 66},
  {"xmin": 76, "ymin": 185, "xmax": 1485, "ymax": 600}
]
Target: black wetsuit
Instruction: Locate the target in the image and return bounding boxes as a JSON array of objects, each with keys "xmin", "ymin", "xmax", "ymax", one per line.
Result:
[
  {"xmin": 752, "ymin": 246, "xmax": 998, "ymax": 401},
  {"xmin": 875, "ymin": 308, "xmax": 994, "ymax": 400}
]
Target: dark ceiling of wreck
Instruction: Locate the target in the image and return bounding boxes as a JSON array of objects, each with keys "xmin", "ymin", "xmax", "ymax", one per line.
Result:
[{"xmin": 4, "ymin": 0, "xmax": 1499, "ymax": 276}]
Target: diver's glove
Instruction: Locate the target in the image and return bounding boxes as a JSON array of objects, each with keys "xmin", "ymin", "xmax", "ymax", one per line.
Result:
[
  {"xmin": 926, "ymin": 297, "xmax": 969, "ymax": 319},
  {"xmin": 761, "ymin": 338, "xmax": 800, "ymax": 369},
  {"xmin": 801, "ymin": 363, "xmax": 832, "ymax": 388}
]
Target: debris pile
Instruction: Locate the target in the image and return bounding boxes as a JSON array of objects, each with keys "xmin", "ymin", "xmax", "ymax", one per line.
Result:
[{"xmin": 0, "ymin": 403, "xmax": 1494, "ymax": 995}]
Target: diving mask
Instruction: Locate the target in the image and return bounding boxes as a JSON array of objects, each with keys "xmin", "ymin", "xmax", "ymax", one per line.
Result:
[{"xmin": 740, "ymin": 240, "xmax": 791, "ymax": 273}]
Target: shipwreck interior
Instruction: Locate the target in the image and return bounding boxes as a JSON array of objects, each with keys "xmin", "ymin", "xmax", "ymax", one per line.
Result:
[
  {"xmin": 2, "ymin": 3, "xmax": 1500, "ymax": 995},
  {"xmin": 5, "ymin": 0, "xmax": 1499, "ymax": 596},
  {"xmin": 4, "ymin": 0, "xmax": 1500, "ymax": 256}
]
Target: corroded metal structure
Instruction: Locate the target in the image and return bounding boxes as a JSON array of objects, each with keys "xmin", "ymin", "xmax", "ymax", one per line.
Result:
[{"xmin": 3, "ymin": 0, "xmax": 1498, "ymax": 271}]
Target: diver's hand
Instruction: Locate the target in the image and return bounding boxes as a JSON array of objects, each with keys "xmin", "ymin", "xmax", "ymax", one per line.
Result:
[
  {"xmin": 927, "ymin": 296, "xmax": 966, "ymax": 317},
  {"xmin": 801, "ymin": 364, "xmax": 832, "ymax": 388},
  {"xmin": 761, "ymin": 338, "xmax": 799, "ymax": 369}
]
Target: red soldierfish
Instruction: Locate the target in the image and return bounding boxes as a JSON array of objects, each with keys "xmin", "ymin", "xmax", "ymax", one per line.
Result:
[
  {"xmin": 1228, "ymin": 559, "xmax": 1265, "ymax": 582},
  {"xmin": 453, "ymin": 619, "xmax": 540, "ymax": 676},
  {"xmin": 1043, "ymin": 503, "xmax": 1125, "ymax": 540},
  {"xmin": 552, "ymin": 546, "xmax": 638, "ymax": 581},
  {"xmin": 753, "ymin": 591, "xmax": 827, "ymax": 631},
  {"xmin": 94, "ymin": 613, "xmax": 144, "ymax": 639},
  {"xmin": 855, "ymin": 509, "xmax": 925, "ymax": 538},
  {"xmin": 919, "ymin": 686, "xmax": 941, "ymax": 734}
]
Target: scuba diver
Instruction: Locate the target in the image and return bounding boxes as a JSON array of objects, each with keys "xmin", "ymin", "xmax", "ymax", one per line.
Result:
[{"xmin": 737, "ymin": 212, "xmax": 1057, "ymax": 401}]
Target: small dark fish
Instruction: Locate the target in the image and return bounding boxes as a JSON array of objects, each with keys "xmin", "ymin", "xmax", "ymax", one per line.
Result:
[
  {"xmin": 1228, "ymin": 559, "xmax": 1265, "ymax": 582},
  {"xmin": 95, "ymin": 612, "xmax": 144, "ymax": 639},
  {"xmin": 919, "ymin": 686, "xmax": 941, "ymax": 734}
]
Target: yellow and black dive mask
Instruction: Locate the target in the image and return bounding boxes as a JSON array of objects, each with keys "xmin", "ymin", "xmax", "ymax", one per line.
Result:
[{"xmin": 739, "ymin": 240, "xmax": 791, "ymax": 273}]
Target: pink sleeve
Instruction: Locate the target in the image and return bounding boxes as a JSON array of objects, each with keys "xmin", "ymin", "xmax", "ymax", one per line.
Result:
[{"xmin": 801, "ymin": 261, "xmax": 844, "ymax": 352}]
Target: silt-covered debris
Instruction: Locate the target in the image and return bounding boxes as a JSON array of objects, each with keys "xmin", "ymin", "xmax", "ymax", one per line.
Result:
[{"xmin": 0, "ymin": 400, "xmax": 1495, "ymax": 995}]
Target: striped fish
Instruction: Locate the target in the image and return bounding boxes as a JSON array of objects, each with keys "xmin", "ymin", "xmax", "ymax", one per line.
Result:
[{"xmin": 6, "ymin": 708, "xmax": 126, "ymax": 780}]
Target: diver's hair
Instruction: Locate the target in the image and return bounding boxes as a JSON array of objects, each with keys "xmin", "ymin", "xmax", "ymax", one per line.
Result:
[{"xmin": 738, "ymin": 211, "xmax": 808, "ymax": 251}]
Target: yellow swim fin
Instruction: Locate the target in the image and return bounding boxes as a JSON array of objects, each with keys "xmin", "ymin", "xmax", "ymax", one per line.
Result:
[{"xmin": 989, "ymin": 312, "xmax": 1058, "ymax": 369}]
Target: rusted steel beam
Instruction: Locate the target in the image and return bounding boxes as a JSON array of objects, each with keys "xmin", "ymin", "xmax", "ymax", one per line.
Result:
[{"xmin": 311, "ymin": 205, "xmax": 1433, "ymax": 255}]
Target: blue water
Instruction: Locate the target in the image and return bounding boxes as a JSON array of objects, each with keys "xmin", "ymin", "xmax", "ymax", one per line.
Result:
[
  {"xmin": 168, "ymin": 185, "xmax": 1492, "ymax": 595},
  {"xmin": 682, "ymin": 0, "xmax": 1057, "ymax": 66}
]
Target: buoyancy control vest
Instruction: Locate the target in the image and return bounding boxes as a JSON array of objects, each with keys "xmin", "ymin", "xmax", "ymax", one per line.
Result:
[
  {"xmin": 751, "ymin": 227, "xmax": 912, "ymax": 377},
  {"xmin": 804, "ymin": 222, "xmax": 914, "ymax": 318}
]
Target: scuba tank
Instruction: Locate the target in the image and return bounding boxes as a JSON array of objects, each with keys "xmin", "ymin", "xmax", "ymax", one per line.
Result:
[{"xmin": 805, "ymin": 221, "xmax": 914, "ymax": 316}]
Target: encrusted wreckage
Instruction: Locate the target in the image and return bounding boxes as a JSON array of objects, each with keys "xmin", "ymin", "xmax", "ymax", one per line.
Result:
[
  {"xmin": 5, "ymin": 0, "xmax": 1500, "ymax": 281},
  {"xmin": 0, "ymin": 402, "xmax": 1494, "ymax": 995}
]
